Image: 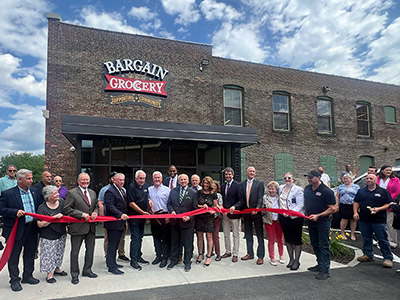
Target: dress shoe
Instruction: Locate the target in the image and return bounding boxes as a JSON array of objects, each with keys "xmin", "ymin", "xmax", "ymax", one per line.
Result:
[
  {"xmin": 54, "ymin": 270, "xmax": 68, "ymax": 276},
  {"xmin": 241, "ymin": 254, "xmax": 254, "ymax": 260},
  {"xmin": 221, "ymin": 253, "xmax": 231, "ymax": 259},
  {"xmin": 256, "ymin": 258, "xmax": 264, "ymax": 265},
  {"xmin": 82, "ymin": 271, "xmax": 98, "ymax": 278},
  {"xmin": 290, "ymin": 262, "xmax": 300, "ymax": 271},
  {"xmin": 130, "ymin": 261, "xmax": 142, "ymax": 271},
  {"xmin": 152, "ymin": 256, "xmax": 162, "ymax": 265},
  {"xmin": 71, "ymin": 277, "xmax": 79, "ymax": 285},
  {"xmin": 184, "ymin": 263, "xmax": 191, "ymax": 272},
  {"xmin": 117, "ymin": 255, "xmax": 130, "ymax": 262},
  {"xmin": 116, "ymin": 264, "xmax": 123, "ymax": 268},
  {"xmin": 286, "ymin": 260, "xmax": 294, "ymax": 268},
  {"xmin": 159, "ymin": 259, "xmax": 168, "ymax": 268},
  {"xmin": 167, "ymin": 262, "xmax": 177, "ymax": 270},
  {"xmin": 46, "ymin": 277, "xmax": 57, "ymax": 283},
  {"xmin": 108, "ymin": 268, "xmax": 124, "ymax": 275},
  {"xmin": 21, "ymin": 277, "xmax": 40, "ymax": 284},
  {"xmin": 232, "ymin": 256, "xmax": 238, "ymax": 263},
  {"xmin": 315, "ymin": 272, "xmax": 330, "ymax": 280},
  {"xmin": 10, "ymin": 282, "xmax": 22, "ymax": 292},
  {"xmin": 307, "ymin": 265, "xmax": 320, "ymax": 272},
  {"xmin": 138, "ymin": 257, "xmax": 150, "ymax": 265}
]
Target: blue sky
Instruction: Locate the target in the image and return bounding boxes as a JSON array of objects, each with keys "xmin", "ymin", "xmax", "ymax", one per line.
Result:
[{"xmin": 0, "ymin": 0, "xmax": 399, "ymax": 158}]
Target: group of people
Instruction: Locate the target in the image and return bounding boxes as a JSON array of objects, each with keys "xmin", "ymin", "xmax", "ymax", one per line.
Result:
[{"xmin": 0, "ymin": 163, "xmax": 399, "ymax": 292}]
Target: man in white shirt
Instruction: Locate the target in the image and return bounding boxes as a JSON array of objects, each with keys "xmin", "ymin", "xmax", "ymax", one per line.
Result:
[{"xmin": 318, "ymin": 166, "xmax": 331, "ymax": 188}]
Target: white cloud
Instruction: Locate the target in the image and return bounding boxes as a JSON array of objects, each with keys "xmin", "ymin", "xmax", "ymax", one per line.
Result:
[
  {"xmin": 128, "ymin": 6, "xmax": 158, "ymax": 21},
  {"xmin": 71, "ymin": 6, "xmax": 148, "ymax": 35},
  {"xmin": 161, "ymin": 0, "xmax": 201, "ymax": 25},
  {"xmin": 0, "ymin": 54, "xmax": 46, "ymax": 100},
  {"xmin": 200, "ymin": 0, "xmax": 242, "ymax": 21},
  {"xmin": 212, "ymin": 22, "xmax": 269, "ymax": 63}
]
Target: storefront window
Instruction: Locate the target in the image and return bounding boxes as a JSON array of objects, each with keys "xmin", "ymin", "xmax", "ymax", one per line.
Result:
[
  {"xmin": 110, "ymin": 139, "xmax": 141, "ymax": 165},
  {"xmin": 143, "ymin": 140, "xmax": 169, "ymax": 166},
  {"xmin": 81, "ymin": 139, "xmax": 109, "ymax": 164},
  {"xmin": 198, "ymin": 144, "xmax": 222, "ymax": 166},
  {"xmin": 171, "ymin": 143, "xmax": 196, "ymax": 166}
]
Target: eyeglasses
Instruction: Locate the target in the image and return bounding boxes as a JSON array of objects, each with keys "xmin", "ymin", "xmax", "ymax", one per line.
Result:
[
  {"xmin": 283, "ymin": 176, "xmax": 292, "ymax": 180},
  {"xmin": 55, "ymin": 180, "xmax": 62, "ymax": 182},
  {"xmin": 8, "ymin": 170, "xmax": 16, "ymax": 172}
]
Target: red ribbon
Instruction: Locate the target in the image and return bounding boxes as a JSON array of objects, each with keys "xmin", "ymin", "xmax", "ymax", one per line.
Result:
[{"xmin": 0, "ymin": 208, "xmax": 307, "ymax": 272}]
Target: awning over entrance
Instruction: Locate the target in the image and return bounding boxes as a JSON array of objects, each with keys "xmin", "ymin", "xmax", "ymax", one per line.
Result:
[{"xmin": 62, "ymin": 115, "xmax": 258, "ymax": 146}]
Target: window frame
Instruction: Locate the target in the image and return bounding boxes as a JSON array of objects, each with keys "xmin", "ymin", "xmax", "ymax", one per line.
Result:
[
  {"xmin": 356, "ymin": 101, "xmax": 372, "ymax": 137},
  {"xmin": 316, "ymin": 96, "xmax": 334, "ymax": 135},
  {"xmin": 272, "ymin": 91, "xmax": 291, "ymax": 132},
  {"xmin": 223, "ymin": 85, "xmax": 244, "ymax": 127}
]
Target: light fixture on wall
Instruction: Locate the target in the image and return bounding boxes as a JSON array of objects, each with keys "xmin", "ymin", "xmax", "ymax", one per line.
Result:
[
  {"xmin": 199, "ymin": 58, "xmax": 210, "ymax": 71},
  {"xmin": 322, "ymin": 86, "xmax": 331, "ymax": 93}
]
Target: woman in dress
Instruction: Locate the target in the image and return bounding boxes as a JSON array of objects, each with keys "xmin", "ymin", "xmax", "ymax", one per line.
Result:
[
  {"xmin": 262, "ymin": 181, "xmax": 285, "ymax": 266},
  {"xmin": 212, "ymin": 180, "xmax": 223, "ymax": 261},
  {"xmin": 278, "ymin": 172, "xmax": 304, "ymax": 271},
  {"xmin": 37, "ymin": 185, "xmax": 67, "ymax": 283},
  {"xmin": 336, "ymin": 173, "xmax": 360, "ymax": 240},
  {"xmin": 195, "ymin": 176, "xmax": 218, "ymax": 267},
  {"xmin": 377, "ymin": 165, "xmax": 400, "ymax": 248}
]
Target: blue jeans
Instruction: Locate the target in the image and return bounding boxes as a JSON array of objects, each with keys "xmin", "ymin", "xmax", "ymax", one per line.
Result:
[
  {"xmin": 129, "ymin": 221, "xmax": 145, "ymax": 262},
  {"xmin": 308, "ymin": 221, "xmax": 331, "ymax": 273},
  {"xmin": 358, "ymin": 221, "xmax": 393, "ymax": 261}
]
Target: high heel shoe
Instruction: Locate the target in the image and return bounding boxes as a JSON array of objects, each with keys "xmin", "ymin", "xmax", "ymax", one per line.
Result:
[
  {"xmin": 196, "ymin": 254, "xmax": 204, "ymax": 264},
  {"xmin": 204, "ymin": 255, "xmax": 211, "ymax": 267}
]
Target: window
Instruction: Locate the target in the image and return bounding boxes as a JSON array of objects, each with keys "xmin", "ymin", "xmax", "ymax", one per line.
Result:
[
  {"xmin": 274, "ymin": 153, "xmax": 294, "ymax": 184},
  {"xmin": 272, "ymin": 92, "xmax": 291, "ymax": 131},
  {"xmin": 317, "ymin": 97, "xmax": 333, "ymax": 134},
  {"xmin": 359, "ymin": 155, "xmax": 374, "ymax": 174},
  {"xmin": 384, "ymin": 106, "xmax": 396, "ymax": 123},
  {"xmin": 224, "ymin": 86, "xmax": 243, "ymax": 126},
  {"xmin": 356, "ymin": 102, "xmax": 371, "ymax": 137}
]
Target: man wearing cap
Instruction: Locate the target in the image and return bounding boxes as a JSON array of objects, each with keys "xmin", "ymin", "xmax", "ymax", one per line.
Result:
[
  {"xmin": 304, "ymin": 170, "xmax": 336, "ymax": 280},
  {"xmin": 98, "ymin": 172, "xmax": 130, "ymax": 263}
]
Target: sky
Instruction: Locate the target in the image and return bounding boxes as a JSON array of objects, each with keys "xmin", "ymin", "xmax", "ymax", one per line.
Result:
[{"xmin": 0, "ymin": 0, "xmax": 399, "ymax": 158}]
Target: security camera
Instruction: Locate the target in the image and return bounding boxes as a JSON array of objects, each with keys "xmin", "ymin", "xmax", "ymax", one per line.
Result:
[
  {"xmin": 322, "ymin": 86, "xmax": 331, "ymax": 92},
  {"xmin": 70, "ymin": 146, "xmax": 76, "ymax": 152}
]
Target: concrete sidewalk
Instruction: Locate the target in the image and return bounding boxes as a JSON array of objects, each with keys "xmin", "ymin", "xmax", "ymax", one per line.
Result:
[{"xmin": 0, "ymin": 232, "xmax": 347, "ymax": 299}]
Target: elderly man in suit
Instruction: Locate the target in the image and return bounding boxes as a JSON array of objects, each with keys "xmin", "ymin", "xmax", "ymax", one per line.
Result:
[
  {"xmin": 221, "ymin": 167, "xmax": 244, "ymax": 263},
  {"xmin": 0, "ymin": 169, "xmax": 43, "ymax": 292},
  {"xmin": 241, "ymin": 166, "xmax": 265, "ymax": 265},
  {"xmin": 63, "ymin": 172, "xmax": 98, "ymax": 285},
  {"xmin": 104, "ymin": 173, "xmax": 129, "ymax": 275},
  {"xmin": 167, "ymin": 174, "xmax": 198, "ymax": 272}
]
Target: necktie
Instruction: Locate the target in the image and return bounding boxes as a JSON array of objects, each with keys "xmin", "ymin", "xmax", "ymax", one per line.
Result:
[
  {"xmin": 247, "ymin": 180, "xmax": 252, "ymax": 208},
  {"xmin": 179, "ymin": 188, "xmax": 185, "ymax": 203},
  {"xmin": 84, "ymin": 190, "xmax": 90, "ymax": 206},
  {"xmin": 170, "ymin": 178, "xmax": 173, "ymax": 189},
  {"xmin": 119, "ymin": 188, "xmax": 126, "ymax": 203},
  {"xmin": 226, "ymin": 182, "xmax": 230, "ymax": 195}
]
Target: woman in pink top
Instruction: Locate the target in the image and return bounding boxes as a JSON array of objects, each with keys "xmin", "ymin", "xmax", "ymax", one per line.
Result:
[{"xmin": 377, "ymin": 165, "xmax": 400, "ymax": 248}]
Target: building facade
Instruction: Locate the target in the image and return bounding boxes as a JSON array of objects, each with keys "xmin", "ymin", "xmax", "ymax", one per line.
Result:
[{"xmin": 46, "ymin": 14, "xmax": 400, "ymax": 191}]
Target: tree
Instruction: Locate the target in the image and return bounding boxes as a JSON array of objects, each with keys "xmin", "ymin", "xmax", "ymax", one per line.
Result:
[{"xmin": 0, "ymin": 152, "xmax": 44, "ymax": 185}]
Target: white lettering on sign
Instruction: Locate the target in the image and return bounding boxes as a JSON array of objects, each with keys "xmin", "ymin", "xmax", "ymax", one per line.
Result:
[
  {"xmin": 105, "ymin": 74, "xmax": 167, "ymax": 97},
  {"xmin": 104, "ymin": 59, "xmax": 169, "ymax": 80}
]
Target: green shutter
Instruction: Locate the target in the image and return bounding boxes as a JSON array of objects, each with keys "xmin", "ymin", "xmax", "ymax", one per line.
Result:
[
  {"xmin": 241, "ymin": 151, "xmax": 247, "ymax": 182},
  {"xmin": 319, "ymin": 155, "xmax": 337, "ymax": 183},
  {"xmin": 384, "ymin": 106, "xmax": 396, "ymax": 123},
  {"xmin": 274, "ymin": 153, "xmax": 294, "ymax": 184},
  {"xmin": 395, "ymin": 159, "xmax": 400, "ymax": 167},
  {"xmin": 359, "ymin": 156, "xmax": 374, "ymax": 174}
]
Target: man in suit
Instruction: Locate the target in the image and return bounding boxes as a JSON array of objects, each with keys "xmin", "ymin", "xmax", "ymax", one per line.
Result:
[
  {"xmin": 33, "ymin": 171, "xmax": 52, "ymax": 195},
  {"xmin": 63, "ymin": 172, "xmax": 99, "ymax": 285},
  {"xmin": 104, "ymin": 173, "xmax": 129, "ymax": 275},
  {"xmin": 127, "ymin": 170, "xmax": 151, "ymax": 271},
  {"xmin": 241, "ymin": 166, "xmax": 265, "ymax": 264},
  {"xmin": 163, "ymin": 165, "xmax": 178, "ymax": 189},
  {"xmin": 221, "ymin": 167, "xmax": 244, "ymax": 263},
  {"xmin": 166, "ymin": 174, "xmax": 198, "ymax": 272},
  {"xmin": 0, "ymin": 169, "xmax": 43, "ymax": 292}
]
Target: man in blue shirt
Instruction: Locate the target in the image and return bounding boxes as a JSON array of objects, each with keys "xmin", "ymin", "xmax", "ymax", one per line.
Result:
[
  {"xmin": 304, "ymin": 170, "xmax": 336, "ymax": 280},
  {"xmin": 353, "ymin": 174, "xmax": 393, "ymax": 268}
]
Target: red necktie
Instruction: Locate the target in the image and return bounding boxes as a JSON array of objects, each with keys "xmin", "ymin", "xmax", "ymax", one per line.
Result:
[
  {"xmin": 170, "ymin": 178, "xmax": 173, "ymax": 189},
  {"xmin": 226, "ymin": 182, "xmax": 230, "ymax": 195},
  {"xmin": 84, "ymin": 190, "xmax": 90, "ymax": 206}
]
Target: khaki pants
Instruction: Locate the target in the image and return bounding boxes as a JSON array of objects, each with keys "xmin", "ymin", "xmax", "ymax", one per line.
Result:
[{"xmin": 222, "ymin": 215, "xmax": 240, "ymax": 256}]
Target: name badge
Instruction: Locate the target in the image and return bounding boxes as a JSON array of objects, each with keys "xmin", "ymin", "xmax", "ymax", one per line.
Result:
[
  {"xmin": 316, "ymin": 192, "xmax": 322, "ymax": 196},
  {"xmin": 375, "ymin": 193, "xmax": 381, "ymax": 197}
]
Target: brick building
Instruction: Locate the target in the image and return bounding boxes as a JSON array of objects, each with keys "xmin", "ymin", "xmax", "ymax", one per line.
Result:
[{"xmin": 45, "ymin": 13, "xmax": 400, "ymax": 191}]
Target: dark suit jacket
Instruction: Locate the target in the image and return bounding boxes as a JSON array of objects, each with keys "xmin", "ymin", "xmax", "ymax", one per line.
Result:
[
  {"xmin": 63, "ymin": 187, "xmax": 98, "ymax": 235},
  {"xmin": 0, "ymin": 185, "xmax": 42, "ymax": 240},
  {"xmin": 221, "ymin": 180, "xmax": 244, "ymax": 219},
  {"xmin": 167, "ymin": 186, "xmax": 197, "ymax": 228},
  {"xmin": 241, "ymin": 179, "xmax": 265, "ymax": 209},
  {"xmin": 104, "ymin": 184, "xmax": 127, "ymax": 231},
  {"xmin": 163, "ymin": 176, "xmax": 179, "ymax": 189}
]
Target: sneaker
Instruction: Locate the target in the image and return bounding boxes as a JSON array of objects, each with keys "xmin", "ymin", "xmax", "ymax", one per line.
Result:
[
  {"xmin": 269, "ymin": 259, "xmax": 277, "ymax": 266},
  {"xmin": 315, "ymin": 272, "xmax": 330, "ymax": 280},
  {"xmin": 184, "ymin": 263, "xmax": 191, "ymax": 272},
  {"xmin": 383, "ymin": 260, "xmax": 393, "ymax": 268},
  {"xmin": 117, "ymin": 255, "xmax": 130, "ymax": 262},
  {"xmin": 167, "ymin": 262, "xmax": 177, "ymax": 270},
  {"xmin": 138, "ymin": 257, "xmax": 150, "ymax": 265},
  {"xmin": 307, "ymin": 265, "xmax": 320, "ymax": 272},
  {"xmin": 357, "ymin": 255, "xmax": 374, "ymax": 262}
]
